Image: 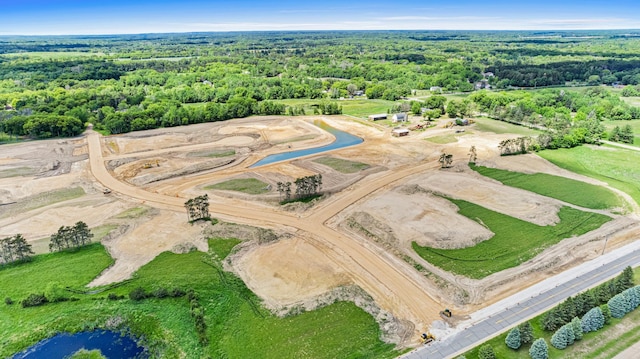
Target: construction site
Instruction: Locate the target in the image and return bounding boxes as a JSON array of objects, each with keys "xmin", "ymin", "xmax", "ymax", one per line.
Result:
[{"xmin": 1, "ymin": 113, "xmax": 638, "ymax": 349}]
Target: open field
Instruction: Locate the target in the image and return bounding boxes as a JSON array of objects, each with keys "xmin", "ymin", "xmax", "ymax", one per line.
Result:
[
  {"xmin": 603, "ymin": 119, "xmax": 640, "ymax": 146},
  {"xmin": 472, "ymin": 117, "xmax": 541, "ymax": 136},
  {"xmin": 412, "ymin": 201, "xmax": 612, "ymax": 278},
  {"xmin": 273, "ymin": 98, "xmax": 398, "ymax": 118},
  {"xmin": 0, "ymin": 241, "xmax": 398, "ymax": 359},
  {"xmin": 539, "ymin": 146, "xmax": 640, "ymax": 207},
  {"xmin": 470, "ymin": 164, "xmax": 625, "ymax": 210},
  {"xmin": 312, "ymin": 156, "xmax": 370, "ymax": 173},
  {"xmin": 205, "ymin": 178, "xmax": 270, "ymax": 194}
]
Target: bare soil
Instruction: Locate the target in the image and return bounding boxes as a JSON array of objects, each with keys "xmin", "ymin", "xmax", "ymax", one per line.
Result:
[{"xmin": 2, "ymin": 115, "xmax": 637, "ymax": 347}]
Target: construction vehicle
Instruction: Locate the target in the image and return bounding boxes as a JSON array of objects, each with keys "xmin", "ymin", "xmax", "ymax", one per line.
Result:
[
  {"xmin": 143, "ymin": 160, "xmax": 159, "ymax": 169},
  {"xmin": 440, "ymin": 308, "xmax": 452, "ymax": 318},
  {"xmin": 420, "ymin": 332, "xmax": 435, "ymax": 345},
  {"xmin": 103, "ymin": 188, "xmax": 112, "ymax": 195}
]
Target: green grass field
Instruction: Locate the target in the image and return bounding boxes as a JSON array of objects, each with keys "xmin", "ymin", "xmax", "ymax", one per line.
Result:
[
  {"xmin": 463, "ymin": 269, "xmax": 640, "ymax": 359},
  {"xmin": 313, "ymin": 156, "xmax": 370, "ymax": 173},
  {"xmin": 205, "ymin": 178, "xmax": 270, "ymax": 194},
  {"xmin": 412, "ymin": 200, "xmax": 611, "ymax": 278},
  {"xmin": 472, "ymin": 117, "xmax": 541, "ymax": 136},
  {"xmin": 273, "ymin": 98, "xmax": 397, "ymax": 118},
  {"xmin": 425, "ymin": 132, "xmax": 472, "ymax": 144},
  {"xmin": 539, "ymin": 146, "xmax": 640, "ymax": 207},
  {"xmin": 188, "ymin": 149, "xmax": 236, "ymax": 158},
  {"xmin": 0, "ymin": 239, "xmax": 397, "ymax": 358},
  {"xmin": 470, "ymin": 165, "xmax": 624, "ymax": 210}
]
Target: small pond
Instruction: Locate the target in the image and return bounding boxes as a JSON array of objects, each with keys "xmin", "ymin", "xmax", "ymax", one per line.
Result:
[
  {"xmin": 250, "ymin": 120, "xmax": 363, "ymax": 168},
  {"xmin": 12, "ymin": 330, "xmax": 147, "ymax": 359}
]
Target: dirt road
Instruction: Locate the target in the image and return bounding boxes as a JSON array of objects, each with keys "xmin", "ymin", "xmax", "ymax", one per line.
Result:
[{"xmin": 87, "ymin": 130, "xmax": 443, "ymax": 328}]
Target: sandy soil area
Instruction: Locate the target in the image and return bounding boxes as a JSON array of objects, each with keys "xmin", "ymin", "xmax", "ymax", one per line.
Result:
[
  {"xmin": 234, "ymin": 237, "xmax": 351, "ymax": 308},
  {"xmin": 3, "ymin": 114, "xmax": 638, "ymax": 346}
]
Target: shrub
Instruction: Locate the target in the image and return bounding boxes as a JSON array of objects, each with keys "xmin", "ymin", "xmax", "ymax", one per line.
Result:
[
  {"xmin": 519, "ymin": 321, "xmax": 534, "ymax": 344},
  {"xmin": 478, "ymin": 344, "xmax": 496, "ymax": 359},
  {"xmin": 21, "ymin": 293, "xmax": 48, "ymax": 308},
  {"xmin": 505, "ymin": 327, "xmax": 521, "ymax": 350},
  {"xmin": 564, "ymin": 323, "xmax": 575, "ymax": 346},
  {"xmin": 107, "ymin": 293, "xmax": 124, "ymax": 301},
  {"xmin": 129, "ymin": 287, "xmax": 147, "ymax": 301},
  {"xmin": 581, "ymin": 306, "xmax": 605, "ymax": 333},
  {"xmin": 44, "ymin": 282, "xmax": 68, "ymax": 303},
  {"xmin": 529, "ymin": 338, "xmax": 549, "ymax": 359},
  {"xmin": 153, "ymin": 287, "xmax": 169, "ymax": 298},
  {"xmin": 5, "ymin": 297, "xmax": 14, "ymax": 305},
  {"xmin": 170, "ymin": 287, "xmax": 186, "ymax": 297},
  {"xmin": 571, "ymin": 317, "xmax": 583, "ymax": 341}
]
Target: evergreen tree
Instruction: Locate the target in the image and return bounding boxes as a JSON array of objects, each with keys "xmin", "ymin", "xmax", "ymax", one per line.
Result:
[
  {"xmin": 551, "ymin": 325, "xmax": 570, "ymax": 350},
  {"xmin": 529, "ymin": 338, "xmax": 549, "ymax": 359},
  {"xmin": 571, "ymin": 317, "xmax": 583, "ymax": 341},
  {"xmin": 581, "ymin": 307, "xmax": 605, "ymax": 333},
  {"xmin": 600, "ymin": 304, "xmax": 612, "ymax": 324},
  {"xmin": 519, "ymin": 321, "xmax": 534, "ymax": 344},
  {"xmin": 608, "ymin": 292, "xmax": 629, "ymax": 318},
  {"xmin": 505, "ymin": 327, "xmax": 521, "ymax": 350},
  {"xmin": 478, "ymin": 344, "xmax": 496, "ymax": 359}
]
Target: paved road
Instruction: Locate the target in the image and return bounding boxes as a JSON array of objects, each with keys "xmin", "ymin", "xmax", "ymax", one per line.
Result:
[{"xmin": 402, "ymin": 247, "xmax": 640, "ymax": 359}]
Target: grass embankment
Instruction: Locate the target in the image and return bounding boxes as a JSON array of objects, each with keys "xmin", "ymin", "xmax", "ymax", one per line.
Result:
[
  {"xmin": 189, "ymin": 149, "xmax": 236, "ymax": 158},
  {"xmin": 273, "ymin": 98, "xmax": 397, "ymax": 118},
  {"xmin": 0, "ymin": 187, "xmax": 85, "ymax": 219},
  {"xmin": 205, "ymin": 178, "xmax": 269, "ymax": 194},
  {"xmin": 1, "ymin": 240, "xmax": 397, "ymax": 358},
  {"xmin": 463, "ymin": 269, "xmax": 640, "ymax": 359},
  {"xmin": 539, "ymin": 146, "xmax": 640, "ymax": 207},
  {"xmin": 473, "ymin": 117, "xmax": 540, "ymax": 136},
  {"xmin": 313, "ymin": 156, "xmax": 370, "ymax": 173},
  {"xmin": 470, "ymin": 164, "xmax": 624, "ymax": 210},
  {"xmin": 412, "ymin": 200, "xmax": 611, "ymax": 278}
]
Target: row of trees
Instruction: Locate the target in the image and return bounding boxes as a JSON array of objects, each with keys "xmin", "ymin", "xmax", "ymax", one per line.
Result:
[
  {"xmin": 276, "ymin": 174, "xmax": 323, "ymax": 202},
  {"xmin": 49, "ymin": 221, "xmax": 93, "ymax": 252},
  {"xmin": 184, "ymin": 194, "xmax": 210, "ymax": 222},
  {"xmin": 0, "ymin": 234, "xmax": 33, "ymax": 265},
  {"xmin": 609, "ymin": 124, "xmax": 635, "ymax": 144},
  {"xmin": 541, "ymin": 266, "xmax": 633, "ymax": 331}
]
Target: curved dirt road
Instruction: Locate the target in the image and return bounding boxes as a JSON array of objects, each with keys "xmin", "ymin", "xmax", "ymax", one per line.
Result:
[{"xmin": 87, "ymin": 131, "xmax": 443, "ymax": 329}]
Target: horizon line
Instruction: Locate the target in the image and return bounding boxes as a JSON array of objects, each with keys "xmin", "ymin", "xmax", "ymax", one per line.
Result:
[{"xmin": 2, "ymin": 28, "xmax": 640, "ymax": 37}]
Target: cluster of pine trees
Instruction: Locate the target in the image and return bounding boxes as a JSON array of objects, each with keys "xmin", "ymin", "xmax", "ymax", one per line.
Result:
[
  {"xmin": 184, "ymin": 194, "xmax": 210, "ymax": 222},
  {"xmin": 276, "ymin": 174, "xmax": 323, "ymax": 202},
  {"xmin": 0, "ymin": 234, "xmax": 33, "ymax": 265},
  {"xmin": 49, "ymin": 221, "xmax": 93, "ymax": 252}
]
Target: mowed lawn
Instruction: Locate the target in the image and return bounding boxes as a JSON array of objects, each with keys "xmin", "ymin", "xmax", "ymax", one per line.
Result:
[
  {"xmin": 413, "ymin": 200, "xmax": 611, "ymax": 279},
  {"xmin": 274, "ymin": 98, "xmax": 397, "ymax": 118},
  {"xmin": 539, "ymin": 146, "xmax": 640, "ymax": 207},
  {"xmin": 470, "ymin": 165, "xmax": 625, "ymax": 210},
  {"xmin": 0, "ymin": 240, "xmax": 397, "ymax": 359},
  {"xmin": 602, "ymin": 119, "xmax": 640, "ymax": 146}
]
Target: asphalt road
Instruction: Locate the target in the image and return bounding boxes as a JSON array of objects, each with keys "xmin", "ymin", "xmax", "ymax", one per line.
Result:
[{"xmin": 402, "ymin": 246, "xmax": 640, "ymax": 359}]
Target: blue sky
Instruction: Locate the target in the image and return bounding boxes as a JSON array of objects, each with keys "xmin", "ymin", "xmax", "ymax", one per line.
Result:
[{"xmin": 1, "ymin": 0, "xmax": 639, "ymax": 35}]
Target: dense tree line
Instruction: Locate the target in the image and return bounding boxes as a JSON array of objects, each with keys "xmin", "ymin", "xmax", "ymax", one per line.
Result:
[
  {"xmin": 2, "ymin": 31, "xmax": 640, "ymax": 140},
  {"xmin": 541, "ymin": 266, "xmax": 633, "ymax": 331}
]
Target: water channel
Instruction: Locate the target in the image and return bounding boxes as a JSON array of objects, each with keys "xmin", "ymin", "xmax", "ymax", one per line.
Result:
[{"xmin": 249, "ymin": 120, "xmax": 363, "ymax": 168}]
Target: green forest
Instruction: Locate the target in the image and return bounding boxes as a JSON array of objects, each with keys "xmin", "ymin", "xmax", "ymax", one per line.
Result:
[{"xmin": 1, "ymin": 30, "xmax": 640, "ymax": 143}]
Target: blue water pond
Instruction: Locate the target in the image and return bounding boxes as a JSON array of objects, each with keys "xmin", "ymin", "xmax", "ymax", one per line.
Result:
[
  {"xmin": 250, "ymin": 120, "xmax": 363, "ymax": 167},
  {"xmin": 12, "ymin": 330, "xmax": 147, "ymax": 359}
]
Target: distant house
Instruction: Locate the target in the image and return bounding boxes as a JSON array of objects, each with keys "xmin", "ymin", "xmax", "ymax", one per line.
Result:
[
  {"xmin": 354, "ymin": 90, "xmax": 364, "ymax": 96},
  {"xmin": 392, "ymin": 113, "xmax": 407, "ymax": 122},
  {"xmin": 429, "ymin": 86, "xmax": 442, "ymax": 93},
  {"xmin": 482, "ymin": 72, "xmax": 495, "ymax": 78},
  {"xmin": 368, "ymin": 114, "xmax": 388, "ymax": 121},
  {"xmin": 475, "ymin": 80, "xmax": 491, "ymax": 90},
  {"xmin": 392, "ymin": 128, "xmax": 410, "ymax": 137}
]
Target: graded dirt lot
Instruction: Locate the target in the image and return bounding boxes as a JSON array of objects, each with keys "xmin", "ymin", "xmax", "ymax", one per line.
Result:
[{"xmin": 2, "ymin": 114, "xmax": 637, "ymax": 346}]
